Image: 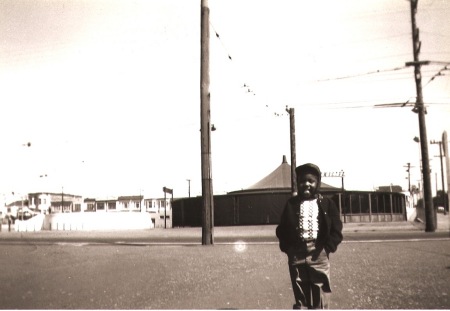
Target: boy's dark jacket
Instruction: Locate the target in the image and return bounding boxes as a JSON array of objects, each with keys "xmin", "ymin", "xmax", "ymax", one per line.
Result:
[{"xmin": 276, "ymin": 194, "xmax": 343, "ymax": 255}]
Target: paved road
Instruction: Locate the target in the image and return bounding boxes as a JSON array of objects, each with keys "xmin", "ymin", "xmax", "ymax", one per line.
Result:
[{"xmin": 0, "ymin": 223, "xmax": 448, "ymax": 309}]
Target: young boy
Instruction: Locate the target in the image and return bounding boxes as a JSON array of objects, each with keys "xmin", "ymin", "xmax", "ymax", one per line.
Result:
[{"xmin": 276, "ymin": 163, "xmax": 343, "ymax": 309}]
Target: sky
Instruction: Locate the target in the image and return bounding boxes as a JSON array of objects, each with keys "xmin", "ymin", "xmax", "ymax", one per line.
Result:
[{"xmin": 0, "ymin": 0, "xmax": 449, "ymax": 203}]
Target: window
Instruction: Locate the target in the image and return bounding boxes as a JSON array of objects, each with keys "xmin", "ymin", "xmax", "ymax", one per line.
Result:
[
  {"xmin": 87, "ymin": 203, "xmax": 95, "ymax": 212},
  {"xmin": 108, "ymin": 202, "xmax": 116, "ymax": 210},
  {"xmin": 74, "ymin": 204, "xmax": 81, "ymax": 212}
]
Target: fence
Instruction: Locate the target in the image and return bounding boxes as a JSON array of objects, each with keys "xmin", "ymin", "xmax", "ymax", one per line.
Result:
[{"xmin": 172, "ymin": 191, "xmax": 407, "ymax": 227}]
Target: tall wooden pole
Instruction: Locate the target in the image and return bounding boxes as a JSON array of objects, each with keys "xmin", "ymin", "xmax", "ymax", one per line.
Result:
[
  {"xmin": 409, "ymin": 0, "xmax": 435, "ymax": 231},
  {"xmin": 200, "ymin": 0, "xmax": 214, "ymax": 245},
  {"xmin": 443, "ymin": 131, "xmax": 450, "ymax": 215},
  {"xmin": 438, "ymin": 142, "xmax": 446, "ymax": 213},
  {"xmin": 286, "ymin": 107, "xmax": 297, "ymax": 196}
]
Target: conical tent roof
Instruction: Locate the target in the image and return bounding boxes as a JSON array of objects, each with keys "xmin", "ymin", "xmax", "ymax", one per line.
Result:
[
  {"xmin": 230, "ymin": 155, "xmax": 340, "ymax": 194},
  {"xmin": 247, "ymin": 155, "xmax": 291, "ymax": 190}
]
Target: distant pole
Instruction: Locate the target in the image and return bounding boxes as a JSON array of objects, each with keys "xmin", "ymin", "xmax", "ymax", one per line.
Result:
[
  {"xmin": 163, "ymin": 187, "xmax": 173, "ymax": 229},
  {"xmin": 404, "ymin": 162, "xmax": 412, "ymax": 192},
  {"xmin": 200, "ymin": 0, "xmax": 214, "ymax": 245},
  {"xmin": 171, "ymin": 190, "xmax": 173, "ymax": 226},
  {"xmin": 21, "ymin": 196, "xmax": 24, "ymax": 221},
  {"xmin": 187, "ymin": 179, "xmax": 191, "ymax": 198},
  {"xmin": 443, "ymin": 131, "xmax": 450, "ymax": 215},
  {"xmin": 437, "ymin": 141, "xmax": 447, "ymax": 214},
  {"xmin": 164, "ymin": 190, "xmax": 166, "ymax": 229},
  {"xmin": 408, "ymin": 0, "xmax": 435, "ymax": 232},
  {"xmin": 61, "ymin": 187, "xmax": 64, "ymax": 214},
  {"xmin": 286, "ymin": 107, "xmax": 297, "ymax": 196}
]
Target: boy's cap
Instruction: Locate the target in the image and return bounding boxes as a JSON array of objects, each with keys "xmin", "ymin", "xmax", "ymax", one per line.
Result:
[{"xmin": 295, "ymin": 163, "xmax": 321, "ymax": 178}]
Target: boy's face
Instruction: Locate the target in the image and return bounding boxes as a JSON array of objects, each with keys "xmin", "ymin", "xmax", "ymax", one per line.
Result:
[{"xmin": 297, "ymin": 173, "xmax": 319, "ymax": 199}]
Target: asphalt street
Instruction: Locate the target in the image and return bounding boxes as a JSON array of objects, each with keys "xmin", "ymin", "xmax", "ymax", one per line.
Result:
[{"xmin": 0, "ymin": 215, "xmax": 449, "ymax": 309}]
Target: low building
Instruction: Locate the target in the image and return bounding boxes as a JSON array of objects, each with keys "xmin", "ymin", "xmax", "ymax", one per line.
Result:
[
  {"xmin": 172, "ymin": 156, "xmax": 407, "ymax": 227},
  {"xmin": 8, "ymin": 192, "xmax": 173, "ymax": 231},
  {"xmin": 28, "ymin": 192, "xmax": 83, "ymax": 214}
]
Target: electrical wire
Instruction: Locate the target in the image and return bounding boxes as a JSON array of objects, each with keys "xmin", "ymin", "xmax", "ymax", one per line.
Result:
[
  {"xmin": 209, "ymin": 11, "xmax": 450, "ymax": 115},
  {"xmin": 209, "ymin": 20, "xmax": 291, "ymax": 118},
  {"xmin": 316, "ymin": 66, "xmax": 409, "ymax": 82}
]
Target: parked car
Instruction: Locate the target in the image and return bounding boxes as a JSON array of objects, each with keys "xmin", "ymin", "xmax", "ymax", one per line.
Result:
[{"xmin": 16, "ymin": 207, "xmax": 38, "ymax": 221}]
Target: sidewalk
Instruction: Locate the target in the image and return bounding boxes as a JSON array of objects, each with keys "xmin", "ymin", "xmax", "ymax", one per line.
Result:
[
  {"xmin": 1, "ymin": 213, "xmax": 448, "ymax": 239},
  {"xmin": 343, "ymin": 212, "xmax": 449, "ymax": 233}
]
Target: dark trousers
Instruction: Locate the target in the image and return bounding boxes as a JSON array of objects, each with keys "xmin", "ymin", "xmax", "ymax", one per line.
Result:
[
  {"xmin": 289, "ymin": 264, "xmax": 330, "ymax": 309},
  {"xmin": 288, "ymin": 242, "xmax": 330, "ymax": 309}
]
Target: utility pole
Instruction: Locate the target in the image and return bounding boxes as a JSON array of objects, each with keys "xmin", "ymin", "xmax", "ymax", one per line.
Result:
[
  {"xmin": 442, "ymin": 131, "xmax": 450, "ymax": 215},
  {"xmin": 404, "ymin": 162, "xmax": 412, "ymax": 192},
  {"xmin": 286, "ymin": 107, "xmax": 297, "ymax": 196},
  {"xmin": 163, "ymin": 187, "xmax": 173, "ymax": 229},
  {"xmin": 431, "ymin": 139, "xmax": 448, "ymax": 215},
  {"xmin": 187, "ymin": 179, "xmax": 191, "ymax": 198},
  {"xmin": 407, "ymin": 0, "xmax": 435, "ymax": 232},
  {"xmin": 61, "ymin": 187, "xmax": 64, "ymax": 214},
  {"xmin": 200, "ymin": 0, "xmax": 214, "ymax": 245},
  {"xmin": 430, "ymin": 140, "xmax": 448, "ymax": 213}
]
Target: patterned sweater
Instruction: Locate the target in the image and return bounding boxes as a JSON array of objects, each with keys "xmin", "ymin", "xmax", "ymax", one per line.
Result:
[{"xmin": 276, "ymin": 194, "xmax": 343, "ymax": 255}]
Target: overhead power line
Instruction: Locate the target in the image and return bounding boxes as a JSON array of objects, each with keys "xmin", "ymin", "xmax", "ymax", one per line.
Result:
[
  {"xmin": 423, "ymin": 65, "xmax": 449, "ymax": 87},
  {"xmin": 317, "ymin": 66, "xmax": 409, "ymax": 82},
  {"xmin": 209, "ymin": 20, "xmax": 291, "ymax": 118},
  {"xmin": 210, "ymin": 22, "xmax": 232, "ymax": 60}
]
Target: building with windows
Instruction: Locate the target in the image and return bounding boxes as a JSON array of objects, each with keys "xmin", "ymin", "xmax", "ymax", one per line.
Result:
[{"xmin": 5, "ymin": 192, "xmax": 172, "ymax": 231}]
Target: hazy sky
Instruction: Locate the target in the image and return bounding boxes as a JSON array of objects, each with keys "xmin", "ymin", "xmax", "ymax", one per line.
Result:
[{"xmin": 1, "ymin": 0, "xmax": 449, "ymax": 202}]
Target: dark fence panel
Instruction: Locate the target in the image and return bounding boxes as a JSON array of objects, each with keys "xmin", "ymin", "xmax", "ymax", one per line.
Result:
[
  {"xmin": 214, "ymin": 195, "xmax": 236, "ymax": 226},
  {"xmin": 172, "ymin": 192, "xmax": 290, "ymax": 227},
  {"xmin": 234, "ymin": 193, "xmax": 291, "ymax": 225},
  {"xmin": 335, "ymin": 191, "xmax": 406, "ymax": 223},
  {"xmin": 172, "ymin": 191, "xmax": 407, "ymax": 227},
  {"xmin": 172, "ymin": 197, "xmax": 202, "ymax": 227}
]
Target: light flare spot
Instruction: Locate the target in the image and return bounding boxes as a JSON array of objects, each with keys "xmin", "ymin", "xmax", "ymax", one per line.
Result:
[{"xmin": 233, "ymin": 240, "xmax": 248, "ymax": 252}]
